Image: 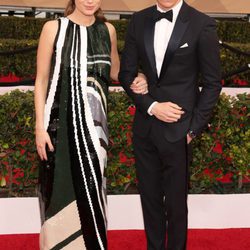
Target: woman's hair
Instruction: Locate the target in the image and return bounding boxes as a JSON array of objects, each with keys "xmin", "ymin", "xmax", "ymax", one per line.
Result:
[
  {"xmin": 95, "ymin": 8, "xmax": 107, "ymax": 22},
  {"xmin": 64, "ymin": 0, "xmax": 107, "ymax": 22}
]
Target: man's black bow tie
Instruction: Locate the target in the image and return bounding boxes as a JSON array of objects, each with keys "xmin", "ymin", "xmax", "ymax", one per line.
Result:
[{"xmin": 153, "ymin": 9, "xmax": 173, "ymax": 22}]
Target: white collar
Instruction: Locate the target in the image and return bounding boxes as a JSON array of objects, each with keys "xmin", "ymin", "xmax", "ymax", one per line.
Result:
[{"xmin": 157, "ymin": 0, "xmax": 183, "ymax": 22}]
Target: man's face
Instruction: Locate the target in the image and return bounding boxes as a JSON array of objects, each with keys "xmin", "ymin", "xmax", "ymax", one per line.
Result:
[{"xmin": 156, "ymin": 0, "xmax": 181, "ymax": 10}]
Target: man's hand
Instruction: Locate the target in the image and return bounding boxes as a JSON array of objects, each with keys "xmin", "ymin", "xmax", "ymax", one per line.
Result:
[
  {"xmin": 151, "ymin": 102, "xmax": 184, "ymax": 123},
  {"xmin": 186, "ymin": 134, "xmax": 193, "ymax": 144},
  {"xmin": 130, "ymin": 73, "xmax": 148, "ymax": 94}
]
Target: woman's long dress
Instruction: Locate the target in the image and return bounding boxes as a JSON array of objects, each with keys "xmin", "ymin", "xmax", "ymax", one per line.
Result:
[{"xmin": 38, "ymin": 17, "xmax": 110, "ymax": 250}]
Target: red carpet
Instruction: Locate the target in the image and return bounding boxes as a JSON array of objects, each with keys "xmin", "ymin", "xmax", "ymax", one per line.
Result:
[{"xmin": 0, "ymin": 229, "xmax": 249, "ymax": 249}]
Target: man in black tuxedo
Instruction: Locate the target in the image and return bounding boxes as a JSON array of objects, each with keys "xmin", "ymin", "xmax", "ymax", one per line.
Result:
[{"xmin": 119, "ymin": 0, "xmax": 221, "ymax": 249}]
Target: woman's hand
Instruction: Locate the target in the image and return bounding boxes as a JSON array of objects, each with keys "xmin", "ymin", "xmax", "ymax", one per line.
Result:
[
  {"xmin": 35, "ymin": 129, "xmax": 54, "ymax": 161},
  {"xmin": 130, "ymin": 73, "xmax": 148, "ymax": 95}
]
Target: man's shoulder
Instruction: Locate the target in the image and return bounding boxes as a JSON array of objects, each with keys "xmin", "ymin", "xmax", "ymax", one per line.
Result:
[
  {"xmin": 133, "ymin": 5, "xmax": 155, "ymax": 18},
  {"xmin": 187, "ymin": 3, "xmax": 214, "ymax": 24}
]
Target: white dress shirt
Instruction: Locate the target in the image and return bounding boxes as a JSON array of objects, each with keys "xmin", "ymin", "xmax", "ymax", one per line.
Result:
[{"xmin": 148, "ymin": 0, "xmax": 183, "ymax": 115}]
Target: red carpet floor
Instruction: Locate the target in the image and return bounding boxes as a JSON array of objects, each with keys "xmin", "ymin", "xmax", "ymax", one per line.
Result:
[{"xmin": 0, "ymin": 229, "xmax": 249, "ymax": 250}]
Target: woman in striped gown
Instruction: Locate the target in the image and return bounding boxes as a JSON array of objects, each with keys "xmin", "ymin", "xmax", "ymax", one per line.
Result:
[{"xmin": 34, "ymin": 0, "xmax": 148, "ymax": 249}]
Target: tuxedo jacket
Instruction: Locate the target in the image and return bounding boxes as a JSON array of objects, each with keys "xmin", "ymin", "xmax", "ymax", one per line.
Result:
[{"xmin": 119, "ymin": 1, "xmax": 222, "ymax": 142}]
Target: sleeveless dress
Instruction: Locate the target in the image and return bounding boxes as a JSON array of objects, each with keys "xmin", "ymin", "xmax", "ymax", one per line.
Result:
[{"xmin": 38, "ymin": 17, "xmax": 110, "ymax": 250}]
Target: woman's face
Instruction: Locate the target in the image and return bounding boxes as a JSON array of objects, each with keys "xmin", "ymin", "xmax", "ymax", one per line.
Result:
[{"xmin": 74, "ymin": 0, "xmax": 102, "ymax": 16}]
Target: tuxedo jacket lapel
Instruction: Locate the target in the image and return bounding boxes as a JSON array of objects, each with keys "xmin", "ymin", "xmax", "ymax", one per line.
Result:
[
  {"xmin": 144, "ymin": 11, "xmax": 158, "ymax": 82},
  {"xmin": 159, "ymin": 3, "xmax": 190, "ymax": 81}
]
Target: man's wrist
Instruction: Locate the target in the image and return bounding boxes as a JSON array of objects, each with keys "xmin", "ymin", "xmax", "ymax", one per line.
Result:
[{"xmin": 147, "ymin": 101, "xmax": 158, "ymax": 116}]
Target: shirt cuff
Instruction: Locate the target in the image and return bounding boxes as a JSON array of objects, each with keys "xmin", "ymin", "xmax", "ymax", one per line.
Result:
[{"xmin": 147, "ymin": 101, "xmax": 158, "ymax": 116}]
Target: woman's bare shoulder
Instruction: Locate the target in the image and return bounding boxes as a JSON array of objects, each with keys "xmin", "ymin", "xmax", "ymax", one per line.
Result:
[
  {"xmin": 104, "ymin": 22, "xmax": 116, "ymax": 34},
  {"xmin": 41, "ymin": 19, "xmax": 59, "ymax": 37},
  {"xmin": 42, "ymin": 19, "xmax": 58, "ymax": 31},
  {"xmin": 39, "ymin": 19, "xmax": 59, "ymax": 45},
  {"xmin": 104, "ymin": 22, "xmax": 117, "ymax": 41}
]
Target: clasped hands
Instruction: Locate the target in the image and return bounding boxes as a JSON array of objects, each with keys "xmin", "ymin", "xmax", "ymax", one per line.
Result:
[
  {"xmin": 131, "ymin": 75, "xmax": 192, "ymax": 143},
  {"xmin": 130, "ymin": 74, "xmax": 184, "ymax": 124}
]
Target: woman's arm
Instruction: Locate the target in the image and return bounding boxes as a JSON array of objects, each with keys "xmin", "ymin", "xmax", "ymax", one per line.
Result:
[
  {"xmin": 34, "ymin": 20, "xmax": 58, "ymax": 160},
  {"xmin": 105, "ymin": 22, "xmax": 148, "ymax": 93},
  {"xmin": 105, "ymin": 22, "xmax": 120, "ymax": 81}
]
